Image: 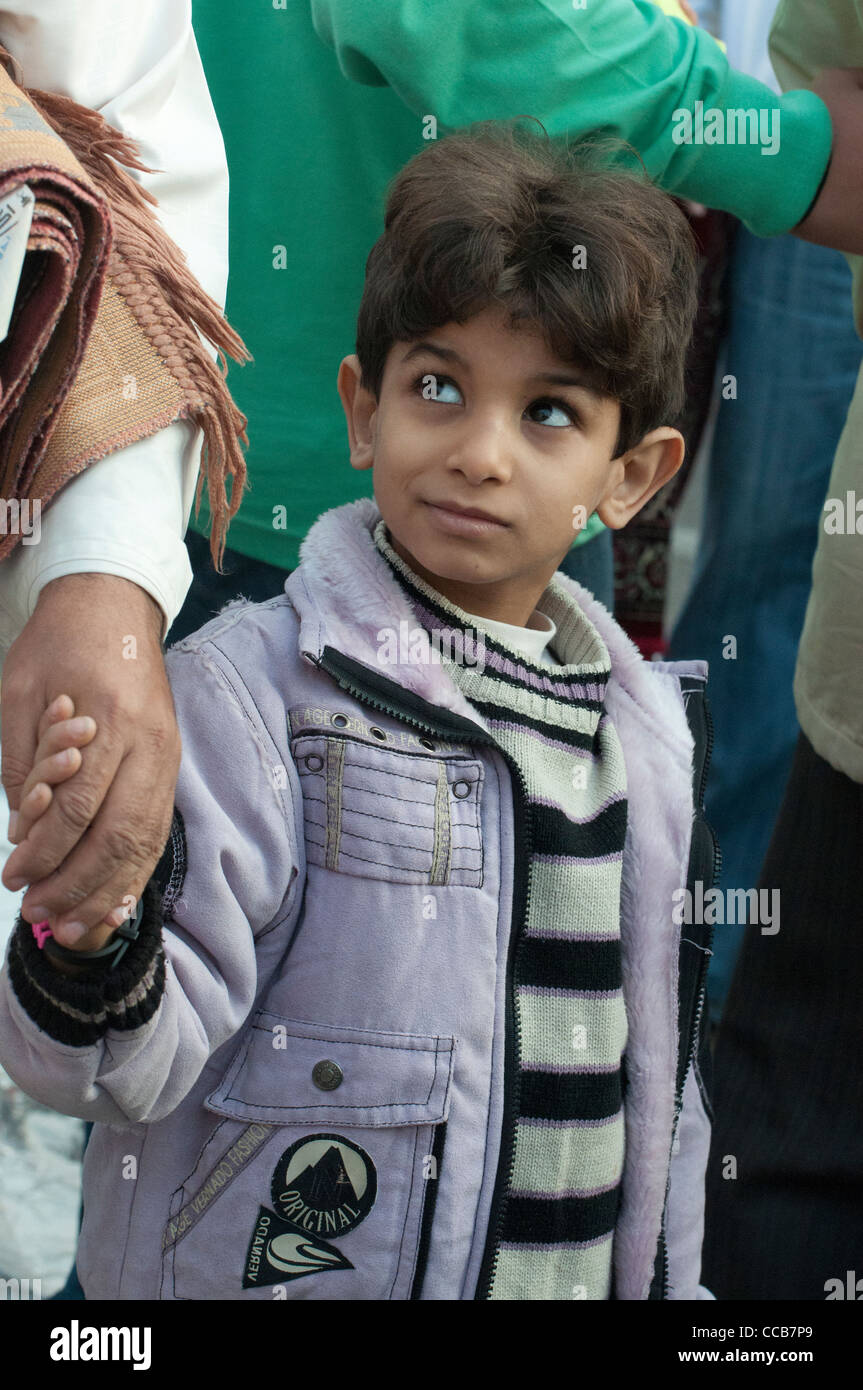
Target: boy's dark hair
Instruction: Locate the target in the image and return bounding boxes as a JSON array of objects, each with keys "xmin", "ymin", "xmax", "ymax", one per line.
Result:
[{"xmin": 356, "ymin": 121, "xmax": 699, "ymax": 456}]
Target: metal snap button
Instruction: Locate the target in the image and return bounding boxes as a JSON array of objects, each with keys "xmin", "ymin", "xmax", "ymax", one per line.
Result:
[
  {"xmin": 419, "ymin": 737, "xmax": 436, "ymax": 751},
  {"xmin": 452, "ymin": 780, "xmax": 472, "ymax": 799},
  {"xmin": 312, "ymin": 1060, "xmax": 343, "ymax": 1091},
  {"xmin": 370, "ymin": 726, "xmax": 387, "ymax": 741},
  {"xmin": 331, "ymin": 713, "xmax": 349, "ymax": 728},
  {"xmin": 304, "ymin": 754, "xmax": 324, "ymax": 772}
]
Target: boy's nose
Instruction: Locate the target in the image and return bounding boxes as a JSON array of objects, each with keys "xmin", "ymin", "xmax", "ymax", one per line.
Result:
[{"xmin": 443, "ymin": 418, "xmax": 516, "ymax": 484}]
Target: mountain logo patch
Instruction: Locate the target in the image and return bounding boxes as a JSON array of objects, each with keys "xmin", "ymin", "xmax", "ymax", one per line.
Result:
[{"xmin": 243, "ymin": 1134, "xmax": 376, "ymax": 1288}]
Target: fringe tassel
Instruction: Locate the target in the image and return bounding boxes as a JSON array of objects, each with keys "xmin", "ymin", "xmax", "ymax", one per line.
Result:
[{"xmin": 0, "ymin": 47, "xmax": 251, "ymax": 572}]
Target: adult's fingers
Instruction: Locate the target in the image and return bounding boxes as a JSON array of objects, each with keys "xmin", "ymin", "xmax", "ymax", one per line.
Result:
[
  {"xmin": 1, "ymin": 573, "xmax": 177, "ymax": 928},
  {"xmin": 2, "ymin": 704, "xmax": 126, "ymax": 892},
  {"xmin": 1, "ymin": 679, "xmax": 39, "ymax": 820},
  {"xmin": 19, "ymin": 733, "xmax": 177, "ymax": 941}
]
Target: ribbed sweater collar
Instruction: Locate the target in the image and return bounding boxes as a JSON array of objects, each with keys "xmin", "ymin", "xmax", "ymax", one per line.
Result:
[{"xmin": 372, "ymin": 519, "xmax": 611, "ymax": 681}]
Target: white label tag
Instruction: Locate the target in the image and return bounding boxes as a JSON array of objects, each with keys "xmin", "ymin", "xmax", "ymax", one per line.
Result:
[{"xmin": 0, "ymin": 183, "xmax": 34, "ymax": 343}]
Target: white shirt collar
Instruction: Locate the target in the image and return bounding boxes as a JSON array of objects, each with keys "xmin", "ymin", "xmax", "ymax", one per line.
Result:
[{"xmin": 461, "ymin": 606, "xmax": 559, "ymax": 665}]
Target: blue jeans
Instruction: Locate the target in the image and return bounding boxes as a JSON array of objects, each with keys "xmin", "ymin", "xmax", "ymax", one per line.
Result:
[{"xmin": 668, "ymin": 229, "xmax": 862, "ymax": 1022}]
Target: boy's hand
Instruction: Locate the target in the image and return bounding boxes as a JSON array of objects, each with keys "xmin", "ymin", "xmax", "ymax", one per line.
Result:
[
  {"xmin": 9, "ymin": 694, "xmax": 96, "ymax": 847},
  {"xmin": 11, "ymin": 693, "xmax": 137, "ymax": 951}
]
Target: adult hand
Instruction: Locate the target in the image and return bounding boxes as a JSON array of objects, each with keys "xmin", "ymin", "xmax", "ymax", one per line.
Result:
[
  {"xmin": 0, "ymin": 572, "xmax": 181, "ymax": 943},
  {"xmin": 794, "ymin": 68, "xmax": 863, "ymax": 256}
]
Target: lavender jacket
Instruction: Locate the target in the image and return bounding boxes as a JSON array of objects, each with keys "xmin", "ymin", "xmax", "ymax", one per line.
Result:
[{"xmin": 0, "ymin": 499, "xmax": 717, "ymax": 1300}]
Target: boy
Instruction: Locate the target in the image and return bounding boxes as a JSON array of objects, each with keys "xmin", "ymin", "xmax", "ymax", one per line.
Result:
[{"xmin": 0, "ymin": 123, "xmax": 717, "ymax": 1300}]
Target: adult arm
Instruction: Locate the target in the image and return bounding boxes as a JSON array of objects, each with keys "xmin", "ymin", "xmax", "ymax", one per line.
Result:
[
  {"xmin": 0, "ymin": 0, "xmax": 230, "ymax": 937},
  {"xmin": 0, "ymin": 0, "xmax": 229, "ymax": 639},
  {"xmin": 310, "ymin": 0, "xmax": 831, "ymax": 238},
  {"xmin": 770, "ymin": 3, "xmax": 863, "ymax": 258},
  {"xmin": 0, "ymin": 0, "xmax": 228, "ymax": 304},
  {"xmin": 0, "ymin": 421, "xmax": 201, "ymax": 651}
]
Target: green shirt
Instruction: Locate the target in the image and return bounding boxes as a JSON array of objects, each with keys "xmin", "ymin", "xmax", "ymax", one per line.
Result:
[{"xmin": 191, "ymin": 0, "xmax": 831, "ymax": 571}]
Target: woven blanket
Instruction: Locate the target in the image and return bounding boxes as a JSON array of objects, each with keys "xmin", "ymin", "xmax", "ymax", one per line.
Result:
[{"xmin": 0, "ymin": 45, "xmax": 250, "ymax": 569}]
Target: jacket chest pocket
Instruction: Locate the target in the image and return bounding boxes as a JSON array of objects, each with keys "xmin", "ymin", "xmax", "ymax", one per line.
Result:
[
  {"xmin": 160, "ymin": 1013, "xmax": 455, "ymax": 1301},
  {"xmin": 291, "ymin": 732, "xmax": 484, "ymax": 887}
]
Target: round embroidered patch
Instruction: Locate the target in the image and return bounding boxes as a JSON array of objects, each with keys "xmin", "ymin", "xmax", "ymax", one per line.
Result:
[{"xmin": 270, "ymin": 1133, "xmax": 377, "ymax": 1237}]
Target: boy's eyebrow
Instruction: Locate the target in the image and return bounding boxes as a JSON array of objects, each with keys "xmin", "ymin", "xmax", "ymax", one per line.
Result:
[
  {"xmin": 533, "ymin": 371, "xmax": 604, "ymax": 400},
  {"xmin": 401, "ymin": 341, "xmax": 463, "ymax": 367},
  {"xmin": 401, "ymin": 341, "xmax": 604, "ymax": 399}
]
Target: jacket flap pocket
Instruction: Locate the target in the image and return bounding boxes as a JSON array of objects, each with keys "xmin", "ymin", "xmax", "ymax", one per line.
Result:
[{"xmin": 205, "ymin": 1012, "xmax": 456, "ymax": 1127}]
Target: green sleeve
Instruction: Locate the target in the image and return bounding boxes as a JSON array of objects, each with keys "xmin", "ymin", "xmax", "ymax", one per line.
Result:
[{"xmin": 311, "ymin": 0, "xmax": 832, "ymax": 237}]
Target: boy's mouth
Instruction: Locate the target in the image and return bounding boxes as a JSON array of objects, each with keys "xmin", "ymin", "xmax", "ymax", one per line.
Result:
[{"xmin": 424, "ymin": 498, "xmax": 509, "ymax": 534}]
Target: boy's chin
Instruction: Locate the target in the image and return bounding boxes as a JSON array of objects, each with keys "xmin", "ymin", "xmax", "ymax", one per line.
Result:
[{"xmin": 390, "ymin": 536, "xmax": 505, "ymax": 587}]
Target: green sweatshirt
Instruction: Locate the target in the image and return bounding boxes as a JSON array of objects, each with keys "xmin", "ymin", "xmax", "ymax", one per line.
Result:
[{"xmin": 191, "ymin": 0, "xmax": 831, "ymax": 571}]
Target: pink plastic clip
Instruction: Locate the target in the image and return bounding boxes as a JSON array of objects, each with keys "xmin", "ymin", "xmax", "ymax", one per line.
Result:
[{"xmin": 31, "ymin": 919, "xmax": 53, "ymax": 949}]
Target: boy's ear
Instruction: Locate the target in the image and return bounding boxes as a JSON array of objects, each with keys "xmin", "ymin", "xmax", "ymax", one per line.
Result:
[
  {"xmin": 337, "ymin": 354, "xmax": 377, "ymax": 471},
  {"xmin": 595, "ymin": 427, "xmax": 685, "ymax": 530}
]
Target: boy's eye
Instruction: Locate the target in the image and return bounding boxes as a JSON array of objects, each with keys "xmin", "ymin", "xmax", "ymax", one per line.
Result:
[
  {"xmin": 412, "ymin": 375, "xmax": 577, "ymax": 427},
  {"xmin": 527, "ymin": 398, "xmax": 575, "ymax": 428},
  {"xmin": 414, "ymin": 372, "xmax": 463, "ymax": 405}
]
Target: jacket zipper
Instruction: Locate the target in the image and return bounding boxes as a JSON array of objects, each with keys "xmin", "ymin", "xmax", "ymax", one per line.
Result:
[
  {"xmin": 410, "ymin": 1119, "xmax": 448, "ymax": 1300},
  {"xmin": 310, "ymin": 647, "xmax": 532, "ymax": 1300},
  {"xmin": 475, "ymin": 760, "xmax": 533, "ymax": 1299},
  {"xmin": 654, "ymin": 688, "xmax": 721, "ymax": 1298},
  {"xmin": 685, "ymin": 691, "xmax": 721, "ymax": 1089},
  {"xmin": 657, "ymin": 895, "xmax": 716, "ymax": 1297}
]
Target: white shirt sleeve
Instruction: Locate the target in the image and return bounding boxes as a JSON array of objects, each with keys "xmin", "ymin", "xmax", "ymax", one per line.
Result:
[
  {"xmin": 0, "ymin": 419, "xmax": 202, "ymax": 656},
  {"xmin": 0, "ymin": 0, "xmax": 229, "ymax": 648}
]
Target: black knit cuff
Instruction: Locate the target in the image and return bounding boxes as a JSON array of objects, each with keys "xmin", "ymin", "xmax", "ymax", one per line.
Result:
[{"xmin": 7, "ymin": 876, "xmax": 166, "ymax": 1047}]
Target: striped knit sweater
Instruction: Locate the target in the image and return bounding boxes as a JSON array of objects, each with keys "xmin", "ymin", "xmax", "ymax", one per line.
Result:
[{"xmin": 373, "ymin": 521, "xmax": 629, "ymax": 1300}]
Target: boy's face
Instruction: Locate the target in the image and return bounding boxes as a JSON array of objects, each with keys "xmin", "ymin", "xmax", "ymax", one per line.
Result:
[{"xmin": 338, "ymin": 304, "xmax": 683, "ymax": 627}]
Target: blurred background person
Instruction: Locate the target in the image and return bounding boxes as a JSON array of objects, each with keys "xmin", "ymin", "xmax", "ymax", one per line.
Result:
[
  {"xmin": 668, "ymin": 0, "xmax": 862, "ymax": 1025},
  {"xmin": 703, "ymin": 0, "xmax": 863, "ymax": 1300}
]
